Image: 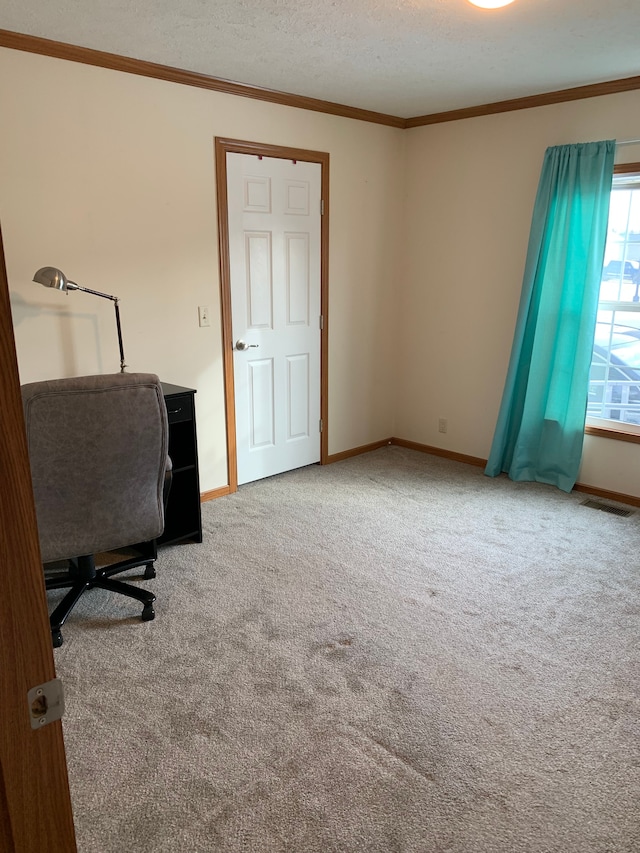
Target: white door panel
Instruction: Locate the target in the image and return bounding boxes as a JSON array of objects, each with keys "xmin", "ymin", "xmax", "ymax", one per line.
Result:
[{"xmin": 227, "ymin": 153, "xmax": 321, "ymax": 485}]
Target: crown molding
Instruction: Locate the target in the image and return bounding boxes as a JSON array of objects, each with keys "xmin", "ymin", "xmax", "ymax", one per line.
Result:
[
  {"xmin": 405, "ymin": 75, "xmax": 640, "ymax": 128},
  {"xmin": 2, "ymin": 29, "xmax": 640, "ymax": 130},
  {"xmin": 0, "ymin": 29, "xmax": 405, "ymax": 129}
]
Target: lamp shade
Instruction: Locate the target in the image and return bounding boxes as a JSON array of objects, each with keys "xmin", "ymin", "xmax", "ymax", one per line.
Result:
[{"xmin": 33, "ymin": 266, "xmax": 78, "ymax": 292}]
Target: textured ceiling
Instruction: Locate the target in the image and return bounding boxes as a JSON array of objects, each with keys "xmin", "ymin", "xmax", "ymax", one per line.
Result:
[{"xmin": 1, "ymin": 0, "xmax": 640, "ymax": 119}]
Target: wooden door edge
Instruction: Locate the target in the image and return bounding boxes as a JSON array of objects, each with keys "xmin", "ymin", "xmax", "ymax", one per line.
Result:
[
  {"xmin": 0, "ymin": 225, "xmax": 77, "ymax": 850},
  {"xmin": 214, "ymin": 138, "xmax": 238, "ymax": 492}
]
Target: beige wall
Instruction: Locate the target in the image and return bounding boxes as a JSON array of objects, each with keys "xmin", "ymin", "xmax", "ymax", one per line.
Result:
[
  {"xmin": 398, "ymin": 91, "xmax": 640, "ymax": 499},
  {"xmin": 2, "ymin": 45, "xmax": 638, "ymax": 500},
  {"xmin": 0, "ymin": 48, "xmax": 404, "ymax": 492}
]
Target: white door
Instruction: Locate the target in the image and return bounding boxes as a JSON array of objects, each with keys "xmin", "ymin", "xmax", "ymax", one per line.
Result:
[{"xmin": 227, "ymin": 152, "xmax": 322, "ymax": 485}]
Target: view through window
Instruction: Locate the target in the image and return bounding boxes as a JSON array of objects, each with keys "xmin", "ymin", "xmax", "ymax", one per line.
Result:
[{"xmin": 588, "ymin": 168, "xmax": 640, "ymax": 430}]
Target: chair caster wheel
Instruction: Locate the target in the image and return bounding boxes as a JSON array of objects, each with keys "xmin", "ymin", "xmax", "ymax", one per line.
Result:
[
  {"xmin": 143, "ymin": 564, "xmax": 156, "ymax": 580},
  {"xmin": 52, "ymin": 630, "xmax": 63, "ymax": 648},
  {"xmin": 142, "ymin": 605, "xmax": 155, "ymax": 622}
]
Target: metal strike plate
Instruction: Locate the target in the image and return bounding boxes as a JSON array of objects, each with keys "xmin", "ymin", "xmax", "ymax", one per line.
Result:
[{"xmin": 27, "ymin": 678, "xmax": 65, "ymax": 730}]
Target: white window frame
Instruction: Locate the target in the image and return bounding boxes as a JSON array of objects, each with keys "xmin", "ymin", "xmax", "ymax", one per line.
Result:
[{"xmin": 586, "ymin": 163, "xmax": 640, "ymax": 445}]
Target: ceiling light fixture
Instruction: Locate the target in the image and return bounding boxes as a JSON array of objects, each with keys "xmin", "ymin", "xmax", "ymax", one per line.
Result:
[{"xmin": 467, "ymin": 0, "xmax": 516, "ymax": 8}]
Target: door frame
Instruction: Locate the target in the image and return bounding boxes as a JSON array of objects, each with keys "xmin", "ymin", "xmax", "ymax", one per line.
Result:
[
  {"xmin": 0, "ymin": 225, "xmax": 77, "ymax": 851},
  {"xmin": 215, "ymin": 137, "xmax": 330, "ymax": 492}
]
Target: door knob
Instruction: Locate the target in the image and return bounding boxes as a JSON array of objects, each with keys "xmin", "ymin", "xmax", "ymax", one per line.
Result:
[{"xmin": 235, "ymin": 339, "xmax": 259, "ymax": 351}]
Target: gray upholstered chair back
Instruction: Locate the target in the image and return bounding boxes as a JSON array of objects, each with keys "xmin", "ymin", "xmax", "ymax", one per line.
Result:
[{"xmin": 22, "ymin": 373, "xmax": 168, "ymax": 564}]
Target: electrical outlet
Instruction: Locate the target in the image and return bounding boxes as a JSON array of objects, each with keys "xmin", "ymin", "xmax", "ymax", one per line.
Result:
[
  {"xmin": 438, "ymin": 418, "xmax": 448, "ymax": 434},
  {"xmin": 198, "ymin": 306, "xmax": 210, "ymax": 327}
]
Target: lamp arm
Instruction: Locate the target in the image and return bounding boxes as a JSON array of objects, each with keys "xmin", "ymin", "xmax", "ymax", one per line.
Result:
[
  {"xmin": 69, "ymin": 283, "xmax": 117, "ymax": 302},
  {"xmin": 113, "ymin": 299, "xmax": 127, "ymax": 373},
  {"xmin": 72, "ymin": 283, "xmax": 127, "ymax": 372}
]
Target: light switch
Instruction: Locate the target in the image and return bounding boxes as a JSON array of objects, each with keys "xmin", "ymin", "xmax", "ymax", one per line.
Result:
[{"xmin": 198, "ymin": 306, "xmax": 210, "ymax": 327}]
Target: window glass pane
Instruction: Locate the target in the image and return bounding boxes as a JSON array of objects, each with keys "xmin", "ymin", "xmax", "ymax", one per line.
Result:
[
  {"xmin": 590, "ymin": 175, "xmax": 640, "ymax": 429},
  {"xmin": 589, "ymin": 364, "xmax": 606, "ymax": 381},
  {"xmin": 593, "ymin": 311, "xmax": 613, "ymax": 357},
  {"xmin": 607, "ymin": 189, "xmax": 632, "ymax": 235},
  {"xmin": 610, "ymin": 311, "xmax": 640, "ymax": 368},
  {"xmin": 629, "ymin": 189, "xmax": 640, "ymax": 231},
  {"xmin": 588, "ymin": 382, "xmax": 604, "ymax": 403},
  {"xmin": 598, "ymin": 277, "xmax": 622, "ymax": 301}
]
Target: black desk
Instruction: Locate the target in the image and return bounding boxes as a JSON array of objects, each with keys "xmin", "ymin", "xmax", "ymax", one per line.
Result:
[{"xmin": 159, "ymin": 382, "xmax": 203, "ymax": 546}]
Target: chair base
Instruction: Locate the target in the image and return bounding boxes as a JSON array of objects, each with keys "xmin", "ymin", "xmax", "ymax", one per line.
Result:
[{"xmin": 46, "ymin": 547, "xmax": 157, "ymax": 648}]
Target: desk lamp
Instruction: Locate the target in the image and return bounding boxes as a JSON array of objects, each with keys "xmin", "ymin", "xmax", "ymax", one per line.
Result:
[{"xmin": 33, "ymin": 266, "xmax": 127, "ymax": 372}]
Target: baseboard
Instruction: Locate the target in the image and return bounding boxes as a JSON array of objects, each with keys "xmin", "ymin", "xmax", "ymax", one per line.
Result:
[
  {"xmin": 390, "ymin": 437, "xmax": 639, "ymax": 506},
  {"xmin": 572, "ymin": 482, "xmax": 640, "ymax": 508},
  {"xmin": 390, "ymin": 437, "xmax": 487, "ymax": 467},
  {"xmin": 200, "ymin": 485, "xmax": 232, "ymax": 502},
  {"xmin": 325, "ymin": 438, "xmax": 392, "ymax": 464},
  {"xmin": 202, "ymin": 439, "xmax": 640, "ymax": 508}
]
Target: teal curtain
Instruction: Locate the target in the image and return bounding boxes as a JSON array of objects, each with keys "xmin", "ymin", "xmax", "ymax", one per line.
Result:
[{"xmin": 485, "ymin": 140, "xmax": 615, "ymax": 492}]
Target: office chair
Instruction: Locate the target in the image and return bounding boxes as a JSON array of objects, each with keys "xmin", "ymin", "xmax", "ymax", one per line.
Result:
[{"xmin": 22, "ymin": 373, "xmax": 170, "ymax": 647}]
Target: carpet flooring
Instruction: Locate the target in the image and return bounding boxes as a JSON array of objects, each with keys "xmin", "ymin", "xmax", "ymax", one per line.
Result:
[{"xmin": 53, "ymin": 447, "xmax": 640, "ymax": 852}]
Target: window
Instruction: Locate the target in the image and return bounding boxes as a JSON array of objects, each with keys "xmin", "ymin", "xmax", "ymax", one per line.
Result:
[{"xmin": 587, "ymin": 165, "xmax": 640, "ymax": 440}]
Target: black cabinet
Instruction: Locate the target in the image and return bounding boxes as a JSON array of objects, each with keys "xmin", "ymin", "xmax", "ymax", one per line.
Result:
[{"xmin": 159, "ymin": 382, "xmax": 203, "ymax": 546}]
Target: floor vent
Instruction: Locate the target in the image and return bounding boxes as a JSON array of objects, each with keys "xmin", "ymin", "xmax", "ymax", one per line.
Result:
[{"xmin": 580, "ymin": 499, "xmax": 634, "ymax": 517}]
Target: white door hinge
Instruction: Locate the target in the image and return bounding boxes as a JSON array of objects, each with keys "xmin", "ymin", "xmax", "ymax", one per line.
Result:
[
  {"xmin": 320, "ymin": 199, "xmax": 325, "ymax": 215},
  {"xmin": 319, "ymin": 314, "xmax": 324, "ymax": 330}
]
